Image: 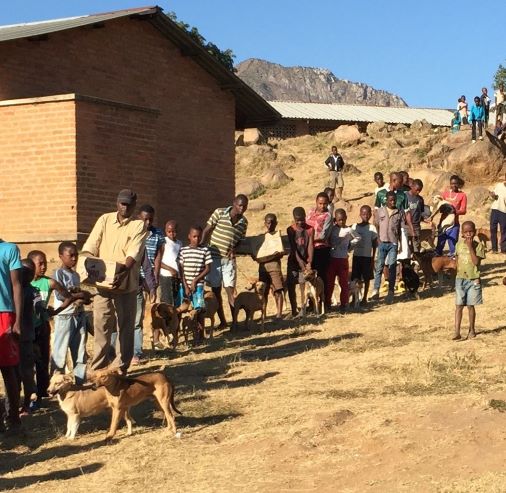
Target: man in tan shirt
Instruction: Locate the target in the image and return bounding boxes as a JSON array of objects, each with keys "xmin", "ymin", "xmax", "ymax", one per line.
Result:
[{"xmin": 82, "ymin": 189, "xmax": 147, "ymax": 372}]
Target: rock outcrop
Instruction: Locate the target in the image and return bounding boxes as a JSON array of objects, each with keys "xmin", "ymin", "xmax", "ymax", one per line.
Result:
[{"xmin": 236, "ymin": 59, "xmax": 407, "ymax": 107}]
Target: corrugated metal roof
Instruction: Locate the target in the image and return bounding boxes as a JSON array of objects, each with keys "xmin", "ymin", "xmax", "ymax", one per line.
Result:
[
  {"xmin": 268, "ymin": 101, "xmax": 453, "ymax": 126},
  {"xmin": 0, "ymin": 6, "xmax": 157, "ymax": 41}
]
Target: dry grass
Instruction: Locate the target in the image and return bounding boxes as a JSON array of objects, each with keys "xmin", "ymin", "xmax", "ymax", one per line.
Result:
[{"xmin": 2, "ymin": 134, "xmax": 506, "ymax": 492}]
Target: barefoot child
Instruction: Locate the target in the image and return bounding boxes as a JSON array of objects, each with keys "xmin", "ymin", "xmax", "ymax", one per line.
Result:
[
  {"xmin": 453, "ymin": 221, "xmax": 485, "ymax": 340},
  {"xmin": 351, "ymin": 205, "xmax": 378, "ymax": 304},
  {"xmin": 326, "ymin": 209, "xmax": 360, "ymax": 314},
  {"xmin": 286, "ymin": 207, "xmax": 314, "ymax": 317},
  {"xmin": 254, "ymin": 214, "xmax": 285, "ymax": 319},
  {"xmin": 178, "ymin": 226, "xmax": 212, "ymax": 344}
]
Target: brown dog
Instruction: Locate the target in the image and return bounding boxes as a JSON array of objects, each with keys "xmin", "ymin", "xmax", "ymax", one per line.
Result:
[
  {"xmin": 48, "ymin": 372, "xmax": 133, "ymax": 440},
  {"xmin": 91, "ymin": 366, "xmax": 181, "ymax": 441},
  {"xmin": 413, "ymin": 251, "xmax": 435, "ymax": 289},
  {"xmin": 203, "ymin": 290, "xmax": 219, "ymax": 339},
  {"xmin": 151, "ymin": 301, "xmax": 192, "ymax": 349},
  {"xmin": 431, "ymin": 256, "xmax": 457, "ymax": 287},
  {"xmin": 232, "ymin": 281, "xmax": 267, "ymax": 331},
  {"xmin": 302, "ymin": 269, "xmax": 325, "ymax": 316}
]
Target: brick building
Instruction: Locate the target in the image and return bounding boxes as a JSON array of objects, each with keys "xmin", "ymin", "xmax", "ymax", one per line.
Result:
[{"xmin": 0, "ymin": 6, "xmax": 278, "ymax": 254}]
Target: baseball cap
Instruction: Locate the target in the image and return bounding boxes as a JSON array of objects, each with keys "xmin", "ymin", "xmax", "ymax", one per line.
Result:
[{"xmin": 117, "ymin": 189, "xmax": 137, "ymax": 205}]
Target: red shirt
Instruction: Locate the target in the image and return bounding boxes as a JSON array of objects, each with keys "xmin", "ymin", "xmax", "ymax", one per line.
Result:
[
  {"xmin": 306, "ymin": 208, "xmax": 332, "ymax": 248},
  {"xmin": 441, "ymin": 190, "xmax": 467, "ymax": 224}
]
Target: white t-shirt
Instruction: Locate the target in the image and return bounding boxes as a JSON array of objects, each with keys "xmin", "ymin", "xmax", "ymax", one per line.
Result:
[
  {"xmin": 491, "ymin": 182, "xmax": 506, "ymax": 214},
  {"xmin": 160, "ymin": 238, "xmax": 182, "ymax": 277},
  {"xmin": 351, "ymin": 223, "xmax": 378, "ymax": 258}
]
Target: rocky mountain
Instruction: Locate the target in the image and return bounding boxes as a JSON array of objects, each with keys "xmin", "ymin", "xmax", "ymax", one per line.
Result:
[{"xmin": 236, "ymin": 58, "xmax": 407, "ymax": 107}]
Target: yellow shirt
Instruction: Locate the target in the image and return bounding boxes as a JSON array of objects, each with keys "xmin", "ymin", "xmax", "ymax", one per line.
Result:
[{"xmin": 82, "ymin": 212, "xmax": 147, "ymax": 292}]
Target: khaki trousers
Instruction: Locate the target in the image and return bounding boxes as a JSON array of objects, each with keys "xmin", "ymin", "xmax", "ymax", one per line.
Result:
[{"xmin": 91, "ymin": 290, "xmax": 137, "ymax": 372}]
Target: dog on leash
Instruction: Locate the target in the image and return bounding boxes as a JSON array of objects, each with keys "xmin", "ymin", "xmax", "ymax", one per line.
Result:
[
  {"xmin": 91, "ymin": 366, "xmax": 181, "ymax": 441},
  {"xmin": 301, "ymin": 269, "xmax": 325, "ymax": 316},
  {"xmin": 47, "ymin": 372, "xmax": 133, "ymax": 440}
]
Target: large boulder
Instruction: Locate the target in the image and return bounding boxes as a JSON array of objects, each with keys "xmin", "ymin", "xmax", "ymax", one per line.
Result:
[
  {"xmin": 235, "ymin": 144, "xmax": 277, "ymax": 176},
  {"xmin": 466, "ymin": 186, "xmax": 491, "ymax": 209},
  {"xmin": 366, "ymin": 121, "xmax": 389, "ymax": 139},
  {"xmin": 236, "ymin": 177, "xmax": 264, "ymax": 197},
  {"xmin": 410, "ymin": 119, "xmax": 433, "ymax": 133},
  {"xmin": 333, "ymin": 125, "xmax": 363, "ymax": 147},
  {"xmin": 444, "ymin": 135, "xmax": 505, "ymax": 182},
  {"xmin": 442, "ymin": 127, "xmax": 472, "ymax": 148},
  {"xmin": 243, "ymin": 128, "xmax": 266, "ymax": 146},
  {"xmin": 260, "ymin": 166, "xmax": 292, "ymax": 188}
]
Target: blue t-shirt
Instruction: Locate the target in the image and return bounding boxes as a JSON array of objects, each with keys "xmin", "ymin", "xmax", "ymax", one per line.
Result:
[{"xmin": 0, "ymin": 241, "xmax": 22, "ymax": 313}]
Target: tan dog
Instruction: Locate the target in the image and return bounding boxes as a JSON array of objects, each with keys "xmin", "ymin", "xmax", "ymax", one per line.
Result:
[
  {"xmin": 232, "ymin": 281, "xmax": 267, "ymax": 331},
  {"xmin": 413, "ymin": 251, "xmax": 436, "ymax": 289},
  {"xmin": 151, "ymin": 300, "xmax": 191, "ymax": 349},
  {"xmin": 181, "ymin": 309, "xmax": 200, "ymax": 345},
  {"xmin": 91, "ymin": 366, "xmax": 181, "ymax": 441},
  {"xmin": 302, "ymin": 269, "xmax": 325, "ymax": 316},
  {"xmin": 203, "ymin": 290, "xmax": 219, "ymax": 339},
  {"xmin": 431, "ymin": 256, "xmax": 457, "ymax": 286},
  {"xmin": 349, "ymin": 279, "xmax": 363, "ymax": 309},
  {"xmin": 47, "ymin": 372, "xmax": 133, "ymax": 440}
]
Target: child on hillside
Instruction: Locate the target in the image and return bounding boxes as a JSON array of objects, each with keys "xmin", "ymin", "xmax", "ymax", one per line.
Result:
[
  {"xmin": 451, "ymin": 111, "xmax": 461, "ymax": 133},
  {"xmin": 286, "ymin": 207, "xmax": 314, "ymax": 317},
  {"xmin": 178, "ymin": 226, "xmax": 212, "ymax": 344},
  {"xmin": 407, "ymin": 179, "xmax": 427, "ymax": 253},
  {"xmin": 306, "ymin": 192, "xmax": 332, "ymax": 288},
  {"xmin": 453, "ymin": 221, "xmax": 485, "ymax": 340},
  {"xmin": 458, "ymin": 96, "xmax": 468, "ymax": 125},
  {"xmin": 52, "ymin": 242, "xmax": 91, "ymax": 384},
  {"xmin": 371, "ymin": 191, "xmax": 404, "ymax": 304},
  {"xmin": 469, "ymin": 96, "xmax": 485, "ymax": 142},
  {"xmin": 326, "ymin": 209, "xmax": 361, "ymax": 314},
  {"xmin": 254, "ymin": 214, "xmax": 284, "ymax": 319},
  {"xmin": 28, "ymin": 250, "xmax": 76, "ymax": 399},
  {"xmin": 351, "ymin": 205, "xmax": 378, "ymax": 305},
  {"xmin": 374, "ymin": 172, "xmax": 388, "ymax": 198}
]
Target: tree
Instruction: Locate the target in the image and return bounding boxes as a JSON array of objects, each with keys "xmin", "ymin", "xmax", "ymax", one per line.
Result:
[
  {"xmin": 167, "ymin": 11, "xmax": 236, "ymax": 72},
  {"xmin": 493, "ymin": 63, "xmax": 506, "ymax": 89}
]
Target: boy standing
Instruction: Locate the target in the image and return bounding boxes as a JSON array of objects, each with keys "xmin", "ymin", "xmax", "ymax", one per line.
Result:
[
  {"xmin": 454, "ymin": 221, "xmax": 485, "ymax": 340},
  {"xmin": 324, "ymin": 146, "xmax": 345, "ymax": 200},
  {"xmin": 374, "ymin": 172, "xmax": 388, "ymax": 198},
  {"xmin": 255, "ymin": 214, "xmax": 284, "ymax": 319},
  {"xmin": 52, "ymin": 242, "xmax": 91, "ymax": 384},
  {"xmin": 324, "ymin": 187, "xmax": 336, "ymax": 218},
  {"xmin": 160, "ymin": 220, "xmax": 182, "ymax": 305},
  {"xmin": 178, "ymin": 226, "xmax": 212, "ymax": 343},
  {"xmin": 0, "ymin": 239, "xmax": 22, "ymax": 430},
  {"xmin": 326, "ymin": 209, "xmax": 360, "ymax": 314},
  {"xmin": 351, "ymin": 205, "xmax": 378, "ymax": 304},
  {"xmin": 407, "ymin": 179, "xmax": 426, "ymax": 253},
  {"xmin": 286, "ymin": 207, "xmax": 314, "ymax": 317},
  {"xmin": 371, "ymin": 191, "xmax": 404, "ymax": 304},
  {"xmin": 469, "ymin": 96, "xmax": 485, "ymax": 142}
]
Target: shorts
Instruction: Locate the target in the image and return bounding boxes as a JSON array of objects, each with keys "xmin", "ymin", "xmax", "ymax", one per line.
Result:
[
  {"xmin": 159, "ymin": 276, "xmax": 181, "ymax": 306},
  {"xmin": 351, "ymin": 256, "xmax": 374, "ymax": 281},
  {"xmin": 259, "ymin": 262, "xmax": 284, "ymax": 292},
  {"xmin": 455, "ymin": 278, "xmax": 483, "ymax": 306},
  {"xmin": 179, "ymin": 284, "xmax": 206, "ymax": 311},
  {"xmin": 327, "ymin": 170, "xmax": 344, "ymax": 189},
  {"xmin": 207, "ymin": 257, "xmax": 236, "ymax": 289},
  {"xmin": 0, "ymin": 312, "xmax": 19, "ymax": 367}
]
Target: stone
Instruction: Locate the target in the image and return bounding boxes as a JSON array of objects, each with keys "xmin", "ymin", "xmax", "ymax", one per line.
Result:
[
  {"xmin": 260, "ymin": 166, "xmax": 292, "ymax": 188},
  {"xmin": 343, "ymin": 162, "xmax": 361, "ymax": 175},
  {"xmin": 243, "ymin": 127, "xmax": 266, "ymax": 146},
  {"xmin": 333, "ymin": 125, "xmax": 362, "ymax": 147},
  {"xmin": 277, "ymin": 153, "xmax": 297, "ymax": 167},
  {"xmin": 247, "ymin": 200, "xmax": 266, "ymax": 212},
  {"xmin": 444, "ymin": 135, "xmax": 505, "ymax": 182},
  {"xmin": 411, "ymin": 119, "xmax": 433, "ymax": 132},
  {"xmin": 236, "ymin": 177, "xmax": 264, "ymax": 197},
  {"xmin": 442, "ymin": 127, "xmax": 472, "ymax": 148},
  {"xmin": 235, "ymin": 131, "xmax": 244, "ymax": 146},
  {"xmin": 366, "ymin": 121, "xmax": 389, "ymax": 139},
  {"xmin": 466, "ymin": 186, "xmax": 491, "ymax": 209}
]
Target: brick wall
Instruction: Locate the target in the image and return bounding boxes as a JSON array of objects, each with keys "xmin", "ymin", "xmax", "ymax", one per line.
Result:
[
  {"xmin": 0, "ymin": 99, "xmax": 77, "ymax": 243},
  {"xmin": 0, "ymin": 17, "xmax": 236, "ymax": 244}
]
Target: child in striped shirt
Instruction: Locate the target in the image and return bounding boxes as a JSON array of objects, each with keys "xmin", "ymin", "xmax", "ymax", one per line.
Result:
[{"xmin": 178, "ymin": 226, "xmax": 212, "ymax": 342}]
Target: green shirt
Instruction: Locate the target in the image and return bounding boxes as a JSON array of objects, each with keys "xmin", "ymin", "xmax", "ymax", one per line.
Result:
[
  {"xmin": 456, "ymin": 240, "xmax": 485, "ymax": 279},
  {"xmin": 375, "ymin": 188, "xmax": 409, "ymax": 211},
  {"xmin": 31, "ymin": 276, "xmax": 52, "ymax": 326}
]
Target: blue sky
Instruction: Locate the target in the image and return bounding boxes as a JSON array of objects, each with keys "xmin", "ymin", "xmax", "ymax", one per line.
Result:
[{"xmin": 2, "ymin": 0, "xmax": 505, "ymax": 108}]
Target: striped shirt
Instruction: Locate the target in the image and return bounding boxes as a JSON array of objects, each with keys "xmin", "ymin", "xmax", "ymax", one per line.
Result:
[
  {"xmin": 140, "ymin": 226, "xmax": 165, "ymax": 279},
  {"xmin": 178, "ymin": 246, "xmax": 212, "ymax": 287},
  {"xmin": 207, "ymin": 207, "xmax": 248, "ymax": 258}
]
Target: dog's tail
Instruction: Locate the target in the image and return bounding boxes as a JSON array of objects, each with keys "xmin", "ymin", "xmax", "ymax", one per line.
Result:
[{"xmin": 170, "ymin": 389, "xmax": 183, "ymax": 416}]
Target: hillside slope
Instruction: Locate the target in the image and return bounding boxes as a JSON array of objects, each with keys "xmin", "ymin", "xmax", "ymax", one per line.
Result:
[{"xmin": 236, "ymin": 58, "xmax": 407, "ymax": 106}]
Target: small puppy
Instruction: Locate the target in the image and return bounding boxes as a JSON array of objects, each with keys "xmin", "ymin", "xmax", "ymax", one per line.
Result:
[
  {"xmin": 91, "ymin": 366, "xmax": 181, "ymax": 441},
  {"xmin": 349, "ymin": 279, "xmax": 363, "ymax": 309},
  {"xmin": 47, "ymin": 372, "xmax": 133, "ymax": 440},
  {"xmin": 302, "ymin": 269, "xmax": 325, "ymax": 316},
  {"xmin": 232, "ymin": 281, "xmax": 267, "ymax": 331}
]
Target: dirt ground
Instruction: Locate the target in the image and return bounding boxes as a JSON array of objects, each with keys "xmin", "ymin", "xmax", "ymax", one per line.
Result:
[{"xmin": 1, "ymin": 134, "xmax": 506, "ymax": 492}]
